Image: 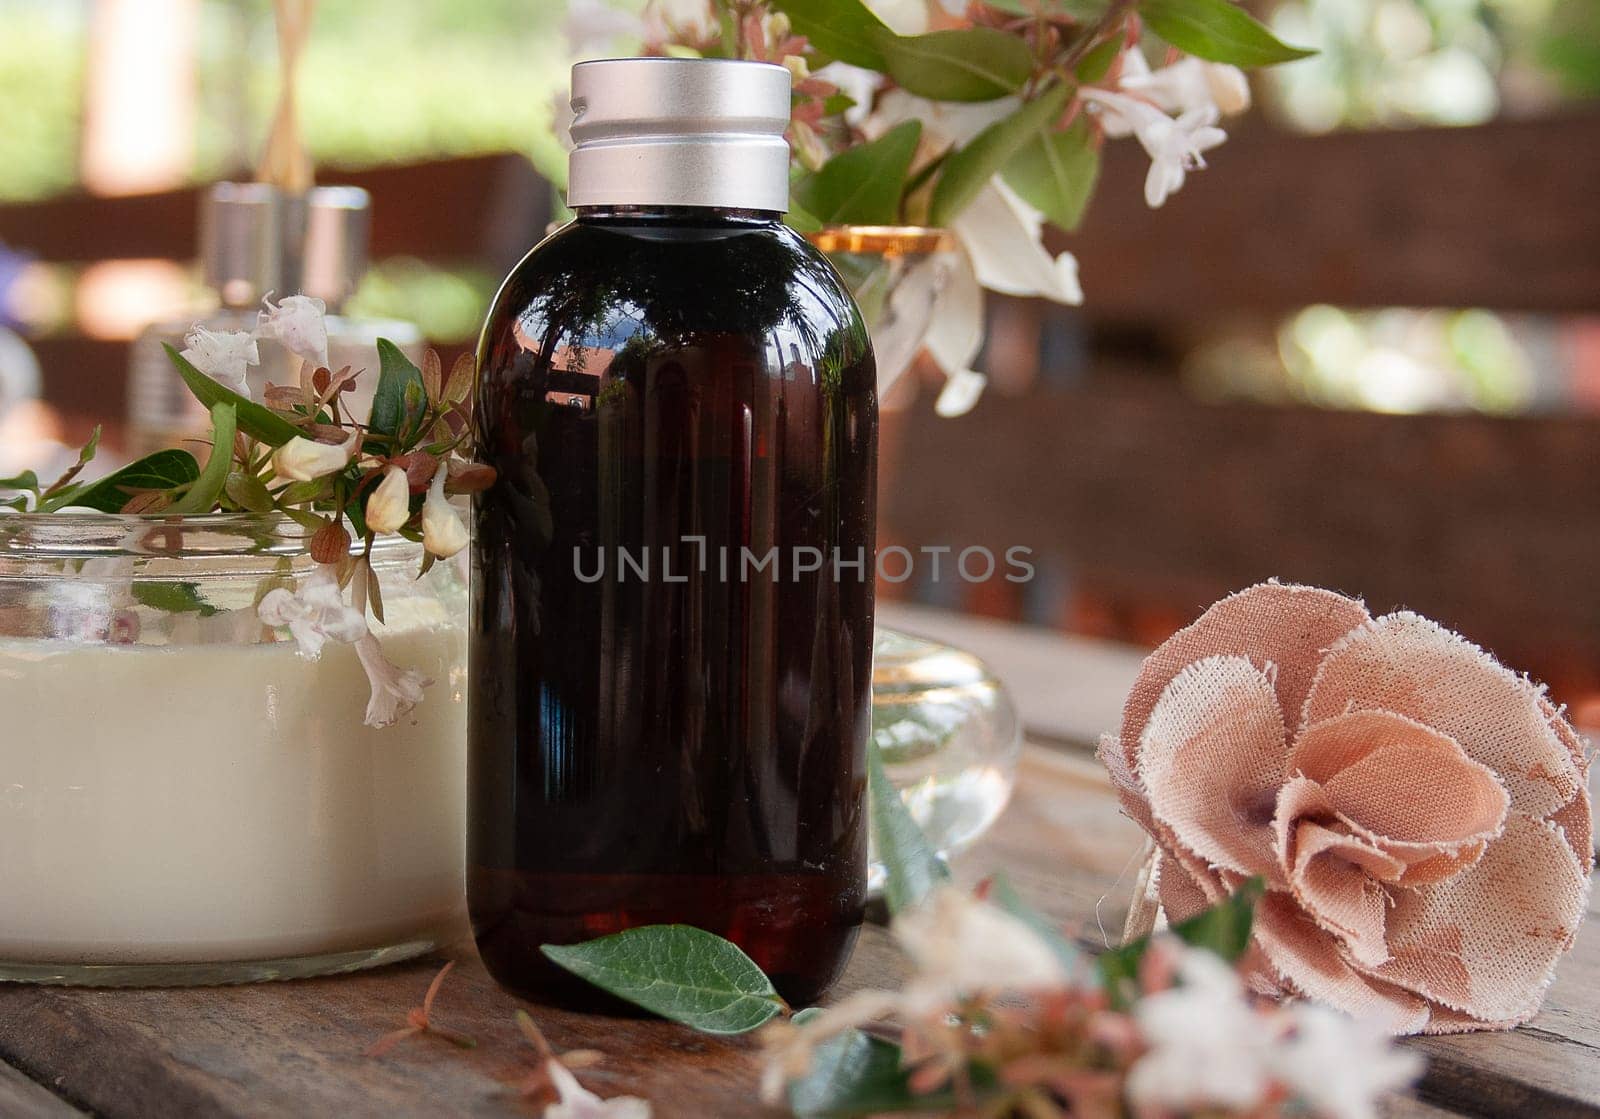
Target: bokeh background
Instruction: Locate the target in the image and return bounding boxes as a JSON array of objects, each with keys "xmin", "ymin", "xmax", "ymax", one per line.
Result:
[{"xmin": 1, "ymin": 0, "xmax": 1597, "ymax": 712}]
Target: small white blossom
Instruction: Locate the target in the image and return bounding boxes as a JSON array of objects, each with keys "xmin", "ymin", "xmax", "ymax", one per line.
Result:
[
  {"xmin": 894, "ymin": 886, "xmax": 1068, "ymax": 1011},
  {"xmin": 1082, "ymin": 88, "xmax": 1227, "ymax": 208},
  {"xmin": 1127, "ymin": 947, "xmax": 1280, "ymax": 1114},
  {"xmin": 257, "ymin": 293, "xmax": 330, "ymax": 371},
  {"xmin": 353, "ymin": 633, "xmax": 432, "ymax": 728},
  {"xmin": 1272, "ymin": 1004, "xmax": 1423, "ymax": 1119},
  {"xmin": 257, "ymin": 563, "xmax": 368, "ymax": 659},
  {"xmin": 421, "ymin": 463, "xmax": 469, "ymax": 559},
  {"xmin": 1119, "ymin": 55, "xmax": 1252, "ymax": 118},
  {"xmin": 272, "ymin": 431, "xmax": 360, "ymax": 483},
  {"xmin": 180, "ymin": 326, "xmax": 259, "ymax": 398},
  {"xmin": 545, "ymin": 1060, "xmax": 653, "ymax": 1119},
  {"xmin": 365, "ymin": 465, "xmax": 411, "ymax": 534},
  {"xmin": 949, "ymin": 180, "xmax": 1082, "ymax": 304},
  {"xmin": 564, "ymin": 0, "xmax": 644, "ymax": 57}
]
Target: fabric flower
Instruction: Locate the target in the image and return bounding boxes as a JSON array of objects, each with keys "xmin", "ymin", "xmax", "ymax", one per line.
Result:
[
  {"xmin": 544, "ymin": 1059, "xmax": 652, "ymax": 1119},
  {"xmin": 257, "ymin": 563, "xmax": 367, "ymax": 658},
  {"xmin": 272, "ymin": 431, "xmax": 360, "ymax": 483},
  {"xmin": 353, "ymin": 633, "xmax": 432, "ymax": 728},
  {"xmin": 256, "ymin": 293, "xmax": 330, "ymax": 370},
  {"xmin": 421, "ymin": 463, "xmax": 469, "ymax": 559},
  {"xmin": 365, "ymin": 464, "xmax": 412, "ymax": 533},
  {"xmin": 1099, "ymin": 582, "xmax": 1594, "ymax": 1033},
  {"xmin": 179, "ymin": 326, "xmax": 259, "ymax": 398}
]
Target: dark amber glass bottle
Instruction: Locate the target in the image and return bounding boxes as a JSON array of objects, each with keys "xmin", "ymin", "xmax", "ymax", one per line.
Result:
[{"xmin": 468, "ymin": 59, "xmax": 877, "ymax": 1005}]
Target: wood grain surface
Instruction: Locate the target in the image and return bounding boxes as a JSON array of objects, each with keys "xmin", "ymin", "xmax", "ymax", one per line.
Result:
[{"xmin": 0, "ymin": 614, "xmax": 1594, "ymax": 1117}]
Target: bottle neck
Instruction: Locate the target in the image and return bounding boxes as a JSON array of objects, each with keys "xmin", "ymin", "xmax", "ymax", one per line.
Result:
[{"xmin": 573, "ymin": 205, "xmax": 782, "ymax": 226}]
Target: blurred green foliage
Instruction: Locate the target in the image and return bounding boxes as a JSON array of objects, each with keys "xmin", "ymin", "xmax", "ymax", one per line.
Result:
[{"xmin": 0, "ymin": 0, "xmax": 567, "ymax": 202}]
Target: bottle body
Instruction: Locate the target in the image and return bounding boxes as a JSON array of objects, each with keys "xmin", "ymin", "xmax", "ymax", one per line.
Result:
[{"xmin": 469, "ymin": 209, "xmax": 877, "ymax": 1003}]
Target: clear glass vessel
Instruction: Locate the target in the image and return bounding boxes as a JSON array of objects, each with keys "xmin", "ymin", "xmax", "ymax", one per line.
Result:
[
  {"xmin": 0, "ymin": 514, "xmax": 467, "ymax": 986},
  {"xmin": 870, "ymin": 628, "xmax": 1021, "ymax": 887}
]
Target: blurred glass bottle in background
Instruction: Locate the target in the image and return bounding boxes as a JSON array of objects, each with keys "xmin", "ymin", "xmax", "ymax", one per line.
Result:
[{"xmin": 125, "ymin": 182, "xmax": 424, "ymax": 456}]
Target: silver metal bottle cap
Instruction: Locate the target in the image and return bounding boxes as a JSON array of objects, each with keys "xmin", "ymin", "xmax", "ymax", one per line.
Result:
[
  {"xmin": 201, "ymin": 182, "xmax": 372, "ymax": 309},
  {"xmin": 566, "ymin": 58, "xmax": 792, "ymax": 213}
]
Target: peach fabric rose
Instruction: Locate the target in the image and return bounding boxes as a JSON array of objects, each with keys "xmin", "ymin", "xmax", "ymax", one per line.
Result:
[{"xmin": 1099, "ymin": 582, "xmax": 1593, "ymax": 1034}]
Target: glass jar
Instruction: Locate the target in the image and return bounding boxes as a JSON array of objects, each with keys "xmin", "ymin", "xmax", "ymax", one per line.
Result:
[
  {"xmin": 0, "ymin": 514, "xmax": 467, "ymax": 985},
  {"xmin": 870, "ymin": 628, "xmax": 1021, "ymax": 888}
]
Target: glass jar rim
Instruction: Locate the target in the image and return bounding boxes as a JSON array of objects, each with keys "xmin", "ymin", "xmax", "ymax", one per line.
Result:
[{"xmin": 0, "ymin": 511, "xmax": 421, "ymax": 560}]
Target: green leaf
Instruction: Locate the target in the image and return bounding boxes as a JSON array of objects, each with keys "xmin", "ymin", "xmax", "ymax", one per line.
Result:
[
  {"xmin": 132, "ymin": 581, "xmax": 220, "ymax": 618},
  {"xmin": 879, "ymin": 28, "xmax": 1035, "ymax": 102},
  {"xmin": 1002, "ymin": 118, "xmax": 1100, "ymax": 232},
  {"xmin": 785, "ymin": 201, "xmax": 825, "ymax": 234},
  {"xmin": 1074, "ymin": 36, "xmax": 1122, "ymax": 83},
  {"xmin": 770, "ymin": 0, "xmax": 893, "ymax": 70},
  {"xmin": 367, "ymin": 339, "xmax": 428, "ymax": 444},
  {"xmin": 1142, "ymin": 0, "xmax": 1315, "ymax": 67},
  {"xmin": 988, "ymin": 871, "xmax": 1079, "ymax": 971},
  {"xmin": 984, "ymin": 0, "xmax": 1107, "ymax": 16},
  {"xmin": 225, "ymin": 470, "xmax": 276, "ymax": 513},
  {"xmin": 164, "ymin": 345, "xmax": 303, "ymax": 448},
  {"xmin": 0, "ymin": 470, "xmax": 39, "ymax": 495},
  {"xmin": 47, "ymin": 450, "xmax": 200, "ymax": 513},
  {"xmin": 794, "ymin": 121, "xmax": 922, "ymax": 226},
  {"xmin": 39, "ymin": 425, "xmax": 101, "ymax": 500},
  {"xmin": 540, "ymin": 925, "xmax": 785, "ymax": 1034},
  {"xmin": 930, "ymin": 81, "xmax": 1070, "ymax": 228},
  {"xmin": 788, "ymin": 1030, "xmax": 920, "ymax": 1117},
  {"xmin": 168, "ymin": 403, "xmax": 236, "ymax": 515},
  {"xmin": 1098, "ymin": 877, "xmax": 1265, "ymax": 1006},
  {"xmin": 868, "ymin": 739, "xmax": 949, "ymax": 916}
]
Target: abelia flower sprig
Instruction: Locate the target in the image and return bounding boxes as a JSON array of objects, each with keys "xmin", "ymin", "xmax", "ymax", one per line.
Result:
[{"xmin": 9, "ymin": 294, "xmax": 494, "ymax": 728}]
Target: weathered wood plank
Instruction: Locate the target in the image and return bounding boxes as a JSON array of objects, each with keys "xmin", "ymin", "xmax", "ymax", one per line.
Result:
[
  {"xmin": 0, "ymin": 1062, "xmax": 85, "ymax": 1117},
  {"xmin": 1068, "ymin": 110, "xmax": 1600, "ymax": 315},
  {"xmin": 0, "ymin": 743, "xmax": 1590, "ymax": 1117},
  {"xmin": 883, "ymin": 383, "xmax": 1600, "ymax": 681}
]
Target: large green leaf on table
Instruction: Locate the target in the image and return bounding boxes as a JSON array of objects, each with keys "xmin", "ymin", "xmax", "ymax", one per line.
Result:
[
  {"xmin": 868, "ymin": 739, "xmax": 950, "ymax": 916},
  {"xmin": 163, "ymin": 345, "xmax": 304, "ymax": 448},
  {"xmin": 879, "ymin": 28, "xmax": 1035, "ymax": 102},
  {"xmin": 794, "ymin": 121, "xmax": 922, "ymax": 227},
  {"xmin": 43, "ymin": 450, "xmax": 200, "ymax": 513},
  {"xmin": 366, "ymin": 339, "xmax": 428, "ymax": 445},
  {"xmin": 1098, "ymin": 877, "xmax": 1265, "ymax": 1007},
  {"xmin": 929, "ymin": 82, "xmax": 1071, "ymax": 228},
  {"xmin": 1002, "ymin": 118, "xmax": 1101, "ymax": 232},
  {"xmin": 167, "ymin": 403, "xmax": 237, "ymax": 515},
  {"xmin": 541, "ymin": 925, "xmax": 786, "ymax": 1034},
  {"xmin": 770, "ymin": 0, "xmax": 893, "ymax": 70},
  {"xmin": 1142, "ymin": 0, "xmax": 1315, "ymax": 67}
]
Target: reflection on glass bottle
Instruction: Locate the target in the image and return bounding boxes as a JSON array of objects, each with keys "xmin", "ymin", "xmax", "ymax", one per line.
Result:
[{"xmin": 470, "ymin": 57, "xmax": 877, "ymax": 1007}]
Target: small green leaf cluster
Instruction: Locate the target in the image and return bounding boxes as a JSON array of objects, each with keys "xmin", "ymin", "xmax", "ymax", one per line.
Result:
[{"xmin": 750, "ymin": 0, "xmax": 1313, "ymax": 233}]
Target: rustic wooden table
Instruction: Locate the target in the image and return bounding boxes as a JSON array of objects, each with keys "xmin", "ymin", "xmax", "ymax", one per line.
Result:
[{"xmin": 0, "ymin": 604, "xmax": 1593, "ymax": 1118}]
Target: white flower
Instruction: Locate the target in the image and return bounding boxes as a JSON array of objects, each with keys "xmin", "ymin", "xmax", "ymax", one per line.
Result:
[
  {"xmin": 256, "ymin": 293, "xmax": 330, "ymax": 371},
  {"xmin": 565, "ymin": 0, "xmax": 644, "ymax": 57},
  {"xmin": 421, "ymin": 463, "xmax": 468, "ymax": 559},
  {"xmin": 1119, "ymin": 55, "xmax": 1253, "ymax": 119},
  {"xmin": 1272, "ymin": 1004, "xmax": 1422, "ymax": 1119},
  {"xmin": 1082, "ymin": 88, "xmax": 1227, "ymax": 208},
  {"xmin": 893, "ymin": 886, "xmax": 1067, "ymax": 1011},
  {"xmin": 813, "ymin": 62, "xmax": 881, "ymax": 128},
  {"xmin": 272, "ymin": 431, "xmax": 360, "ymax": 483},
  {"xmin": 949, "ymin": 180, "xmax": 1082, "ymax": 303},
  {"xmin": 866, "ymin": 89, "xmax": 1018, "ymax": 150},
  {"xmin": 545, "ymin": 1060, "xmax": 653, "ymax": 1119},
  {"xmin": 865, "ymin": 0, "xmax": 929, "ymax": 34},
  {"xmin": 642, "ymin": 0, "xmax": 715, "ymax": 42},
  {"xmin": 365, "ymin": 465, "xmax": 411, "ymax": 534},
  {"xmin": 353, "ymin": 633, "xmax": 432, "ymax": 729},
  {"xmin": 180, "ymin": 326, "xmax": 259, "ymax": 398},
  {"xmin": 257, "ymin": 563, "xmax": 368, "ymax": 659},
  {"xmin": 1126, "ymin": 946, "xmax": 1280, "ymax": 1114}
]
